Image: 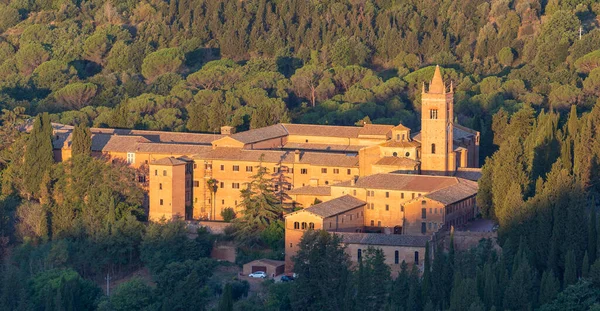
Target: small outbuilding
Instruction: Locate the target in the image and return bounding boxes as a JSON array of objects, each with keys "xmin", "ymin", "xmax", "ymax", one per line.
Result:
[{"xmin": 242, "ymin": 259, "xmax": 285, "ymax": 277}]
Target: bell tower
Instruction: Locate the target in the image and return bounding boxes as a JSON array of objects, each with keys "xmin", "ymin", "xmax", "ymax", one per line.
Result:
[{"xmin": 420, "ymin": 65, "xmax": 456, "ymax": 175}]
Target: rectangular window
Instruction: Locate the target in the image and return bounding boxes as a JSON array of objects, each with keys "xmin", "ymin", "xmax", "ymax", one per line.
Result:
[
  {"xmin": 154, "ymin": 170, "xmax": 157, "ymax": 176},
  {"xmin": 422, "ymin": 208, "xmax": 427, "ymax": 219},
  {"xmin": 378, "ymin": 221, "xmax": 381, "ymax": 227},
  {"xmin": 401, "ymin": 193, "xmax": 404, "ymax": 199},
  {"xmin": 301, "ymin": 168, "xmax": 308, "ymax": 174},
  {"xmin": 232, "ymin": 183, "xmax": 240, "ymax": 189},
  {"xmin": 353, "ymin": 190, "xmax": 357, "ymax": 196},
  {"xmin": 412, "ymin": 193, "xmax": 415, "ymax": 199},
  {"xmin": 395, "ymin": 251, "xmax": 399, "ymax": 264},
  {"xmin": 220, "ymin": 165, "xmax": 224, "ymax": 171},
  {"xmin": 429, "ymin": 208, "xmax": 432, "ymax": 214},
  {"xmin": 159, "ymin": 199, "xmax": 163, "ymax": 205},
  {"xmin": 321, "ymin": 168, "xmax": 327, "ymax": 174},
  {"xmin": 385, "ymin": 204, "xmax": 389, "ymax": 211},
  {"xmin": 333, "ymin": 168, "xmax": 339, "ymax": 174},
  {"xmin": 233, "ymin": 165, "xmax": 239, "ymax": 171},
  {"xmin": 159, "ymin": 183, "xmax": 162, "ymax": 190},
  {"xmin": 421, "ymin": 222, "xmax": 426, "ymax": 234},
  {"xmin": 193, "ymin": 163, "xmax": 197, "ymax": 169},
  {"xmin": 386, "ymin": 192, "xmax": 389, "ymax": 198},
  {"xmin": 347, "ymin": 169, "xmax": 351, "ymax": 175},
  {"xmin": 220, "ymin": 182, "xmax": 224, "ymax": 188},
  {"xmin": 127, "ymin": 152, "xmax": 135, "ymax": 164},
  {"xmin": 370, "ymin": 220, "xmax": 374, "ymax": 226},
  {"xmin": 163, "ymin": 170, "xmax": 167, "ymax": 176},
  {"xmin": 205, "ymin": 163, "xmax": 212, "ymax": 170},
  {"xmin": 193, "ymin": 181, "xmax": 200, "ymax": 187},
  {"xmin": 358, "ymin": 249, "xmax": 362, "ymax": 262},
  {"xmin": 401, "ymin": 206, "xmax": 404, "ymax": 212},
  {"xmin": 221, "ymin": 200, "xmax": 224, "ymax": 204},
  {"xmin": 246, "ymin": 166, "xmax": 253, "ymax": 172},
  {"xmin": 430, "ymin": 109, "xmax": 438, "ymax": 119}
]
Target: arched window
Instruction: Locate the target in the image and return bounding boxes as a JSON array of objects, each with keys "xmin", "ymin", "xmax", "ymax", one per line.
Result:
[
  {"xmin": 370, "ymin": 220, "xmax": 374, "ymax": 226},
  {"xmin": 309, "ymin": 222, "xmax": 314, "ymax": 229},
  {"xmin": 396, "ymin": 134, "xmax": 400, "ymax": 141},
  {"xmin": 301, "ymin": 222, "xmax": 307, "ymax": 230},
  {"xmin": 294, "ymin": 222, "xmax": 299, "ymax": 229},
  {"xmin": 431, "ymin": 144, "xmax": 436, "ymax": 154},
  {"xmin": 393, "ymin": 152, "xmax": 398, "ymax": 157}
]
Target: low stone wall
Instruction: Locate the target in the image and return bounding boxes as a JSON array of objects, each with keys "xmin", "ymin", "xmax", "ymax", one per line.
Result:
[
  {"xmin": 211, "ymin": 241, "xmax": 236, "ymax": 263},
  {"xmin": 434, "ymin": 230, "xmax": 499, "ymax": 252},
  {"xmin": 186, "ymin": 220, "xmax": 232, "ymax": 235}
]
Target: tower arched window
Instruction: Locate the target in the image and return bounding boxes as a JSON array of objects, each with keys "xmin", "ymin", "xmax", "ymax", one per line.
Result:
[
  {"xmin": 309, "ymin": 222, "xmax": 314, "ymax": 229},
  {"xmin": 431, "ymin": 144, "xmax": 436, "ymax": 154},
  {"xmin": 301, "ymin": 222, "xmax": 307, "ymax": 230},
  {"xmin": 294, "ymin": 222, "xmax": 299, "ymax": 229}
]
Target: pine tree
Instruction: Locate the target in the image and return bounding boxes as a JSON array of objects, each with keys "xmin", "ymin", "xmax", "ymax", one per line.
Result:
[
  {"xmin": 232, "ymin": 155, "xmax": 284, "ymax": 246},
  {"xmin": 564, "ymin": 249, "xmax": 577, "ymax": 287},
  {"xmin": 23, "ymin": 113, "xmax": 54, "ymax": 198},
  {"xmin": 71, "ymin": 123, "xmax": 91, "ymax": 157},
  {"xmin": 218, "ymin": 283, "xmax": 233, "ymax": 311}
]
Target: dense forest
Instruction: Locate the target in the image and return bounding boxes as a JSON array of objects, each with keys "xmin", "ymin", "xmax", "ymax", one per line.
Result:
[{"xmin": 2, "ymin": 0, "xmax": 600, "ymax": 310}]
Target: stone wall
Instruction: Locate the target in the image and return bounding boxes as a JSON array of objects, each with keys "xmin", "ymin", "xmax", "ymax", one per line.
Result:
[{"xmin": 433, "ymin": 230, "xmax": 499, "ymax": 252}]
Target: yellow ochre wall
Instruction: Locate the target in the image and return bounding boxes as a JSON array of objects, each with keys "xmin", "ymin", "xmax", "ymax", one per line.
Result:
[{"xmin": 148, "ymin": 164, "xmax": 186, "ymax": 221}]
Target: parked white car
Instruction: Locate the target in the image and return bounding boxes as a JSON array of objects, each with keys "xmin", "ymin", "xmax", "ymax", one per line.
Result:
[{"xmin": 249, "ymin": 271, "xmax": 267, "ymax": 278}]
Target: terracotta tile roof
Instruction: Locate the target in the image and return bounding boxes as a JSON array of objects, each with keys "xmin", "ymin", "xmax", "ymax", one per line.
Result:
[
  {"xmin": 334, "ymin": 173, "xmax": 459, "ymax": 192},
  {"xmin": 245, "ymin": 259, "xmax": 285, "ymax": 267},
  {"xmin": 287, "ymin": 186, "xmax": 332, "ymax": 196},
  {"xmin": 197, "ymin": 148, "xmax": 359, "ymax": 167},
  {"xmin": 100, "ymin": 135, "xmax": 151, "ymax": 152},
  {"xmin": 425, "ymin": 178, "xmax": 478, "ymax": 205},
  {"xmin": 453, "ymin": 125, "xmax": 476, "ymax": 140},
  {"xmin": 392, "ymin": 124, "xmax": 410, "ymax": 131},
  {"xmin": 358, "ymin": 124, "xmax": 393, "ymax": 136},
  {"xmin": 374, "ymin": 157, "xmax": 418, "ymax": 167},
  {"xmin": 454, "ymin": 168, "xmax": 482, "ymax": 181},
  {"xmin": 381, "ymin": 140, "xmax": 421, "ymax": 148},
  {"xmin": 282, "ymin": 123, "xmax": 363, "ymax": 138},
  {"xmin": 135, "ymin": 143, "xmax": 212, "ymax": 155},
  {"xmin": 229, "ymin": 124, "xmax": 288, "ymax": 144},
  {"xmin": 412, "ymin": 132, "xmax": 421, "ymax": 142},
  {"xmin": 295, "ymin": 195, "xmax": 365, "ymax": 218},
  {"xmin": 282, "ymin": 142, "xmax": 364, "ymax": 152},
  {"xmin": 151, "ymin": 157, "xmax": 189, "ymax": 166},
  {"xmin": 90, "ymin": 128, "xmax": 222, "ymax": 145},
  {"xmin": 337, "ymin": 232, "xmax": 430, "ymax": 247}
]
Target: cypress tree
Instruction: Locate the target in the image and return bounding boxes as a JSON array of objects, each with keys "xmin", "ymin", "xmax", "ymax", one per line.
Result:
[
  {"xmin": 564, "ymin": 249, "xmax": 577, "ymax": 287},
  {"xmin": 71, "ymin": 123, "xmax": 92, "ymax": 157},
  {"xmin": 406, "ymin": 265, "xmax": 422, "ymax": 311},
  {"xmin": 582, "ymin": 251, "xmax": 590, "ymax": 278},
  {"xmin": 590, "ymin": 206, "xmax": 597, "ymax": 264},
  {"xmin": 539, "ymin": 270, "xmax": 559, "ymax": 305},
  {"xmin": 422, "ymin": 241, "xmax": 432, "ymax": 301},
  {"xmin": 23, "ymin": 113, "xmax": 54, "ymax": 198},
  {"xmin": 218, "ymin": 283, "xmax": 233, "ymax": 311}
]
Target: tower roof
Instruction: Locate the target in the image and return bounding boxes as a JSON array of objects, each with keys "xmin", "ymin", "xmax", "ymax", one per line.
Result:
[{"xmin": 429, "ymin": 65, "xmax": 445, "ymax": 94}]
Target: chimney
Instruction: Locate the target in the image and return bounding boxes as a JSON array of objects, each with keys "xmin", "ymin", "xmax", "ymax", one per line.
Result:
[
  {"xmin": 220, "ymin": 126, "xmax": 235, "ymax": 135},
  {"xmin": 350, "ymin": 175, "xmax": 358, "ymax": 186},
  {"xmin": 294, "ymin": 150, "xmax": 301, "ymax": 162}
]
